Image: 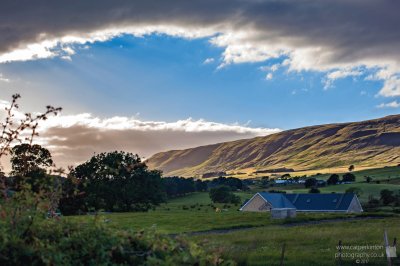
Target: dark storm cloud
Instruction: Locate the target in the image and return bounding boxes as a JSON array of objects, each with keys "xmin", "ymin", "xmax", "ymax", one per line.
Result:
[{"xmin": 0, "ymin": 0, "xmax": 400, "ymax": 67}]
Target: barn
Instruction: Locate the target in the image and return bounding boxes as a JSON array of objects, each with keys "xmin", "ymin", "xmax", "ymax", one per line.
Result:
[{"xmin": 240, "ymin": 192, "xmax": 363, "ymax": 214}]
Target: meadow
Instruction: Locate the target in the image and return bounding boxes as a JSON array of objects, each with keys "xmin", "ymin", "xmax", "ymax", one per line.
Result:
[{"xmin": 69, "ymin": 166, "xmax": 400, "ymax": 265}]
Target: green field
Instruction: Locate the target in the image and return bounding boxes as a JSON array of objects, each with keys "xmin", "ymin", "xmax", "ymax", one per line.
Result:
[
  {"xmin": 69, "ymin": 192, "xmax": 355, "ymax": 234},
  {"xmin": 69, "ymin": 166, "xmax": 400, "ymax": 265},
  {"xmin": 289, "ymin": 183, "xmax": 400, "ymax": 202},
  {"xmin": 305, "ymin": 166, "xmax": 400, "ymax": 182},
  {"xmin": 192, "ymin": 218, "xmax": 400, "ymax": 265}
]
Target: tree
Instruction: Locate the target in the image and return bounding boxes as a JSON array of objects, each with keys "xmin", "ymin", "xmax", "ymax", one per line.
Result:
[
  {"xmin": 69, "ymin": 151, "xmax": 165, "ymax": 212},
  {"xmin": 345, "ymin": 187, "xmax": 363, "ymax": 197},
  {"xmin": 327, "ymin": 174, "xmax": 339, "ymax": 185},
  {"xmin": 365, "ymin": 176, "xmax": 372, "ymax": 183},
  {"xmin": 309, "ymin": 188, "xmax": 320, "ymax": 193},
  {"xmin": 380, "ymin": 189, "xmax": 396, "ymax": 205},
  {"xmin": 209, "ymin": 186, "xmax": 241, "ymax": 204},
  {"xmin": 342, "ymin": 173, "xmax": 356, "ymax": 182},
  {"xmin": 304, "ymin": 178, "xmax": 317, "ymax": 188},
  {"xmin": 348, "ymin": 165, "xmax": 355, "ymax": 172},
  {"xmin": 10, "ymin": 144, "xmax": 53, "ymax": 192}
]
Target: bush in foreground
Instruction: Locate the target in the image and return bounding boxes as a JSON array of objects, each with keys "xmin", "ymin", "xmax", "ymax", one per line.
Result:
[{"xmin": 0, "ymin": 217, "xmax": 233, "ymax": 266}]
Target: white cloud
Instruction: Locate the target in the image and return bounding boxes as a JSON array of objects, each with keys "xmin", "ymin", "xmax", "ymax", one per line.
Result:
[
  {"xmin": 0, "ymin": 101, "xmax": 280, "ymax": 170},
  {"xmin": 376, "ymin": 101, "xmax": 400, "ymax": 109},
  {"xmin": 323, "ymin": 69, "xmax": 363, "ymax": 89},
  {"xmin": 203, "ymin": 57, "xmax": 215, "ymax": 64},
  {"xmin": 259, "ymin": 63, "xmax": 280, "ymax": 72},
  {"xmin": 265, "ymin": 73, "xmax": 273, "ymax": 80}
]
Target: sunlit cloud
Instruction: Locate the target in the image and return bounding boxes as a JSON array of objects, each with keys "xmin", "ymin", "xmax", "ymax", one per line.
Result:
[
  {"xmin": 376, "ymin": 101, "xmax": 400, "ymax": 109},
  {"xmin": 0, "ymin": 100, "xmax": 280, "ymax": 170},
  {"xmin": 1, "ymin": 1, "xmax": 400, "ymax": 96}
]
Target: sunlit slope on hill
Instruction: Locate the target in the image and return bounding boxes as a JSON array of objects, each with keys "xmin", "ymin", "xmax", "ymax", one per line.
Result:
[{"xmin": 147, "ymin": 115, "xmax": 400, "ymax": 176}]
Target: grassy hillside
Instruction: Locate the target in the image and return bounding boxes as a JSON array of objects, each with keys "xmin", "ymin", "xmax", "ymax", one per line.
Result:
[{"xmin": 147, "ymin": 115, "xmax": 400, "ymax": 176}]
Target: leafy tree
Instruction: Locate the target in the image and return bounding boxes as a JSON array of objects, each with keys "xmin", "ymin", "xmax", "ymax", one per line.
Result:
[
  {"xmin": 209, "ymin": 186, "xmax": 240, "ymax": 204},
  {"xmin": 348, "ymin": 165, "xmax": 355, "ymax": 172},
  {"xmin": 342, "ymin": 173, "xmax": 356, "ymax": 182},
  {"xmin": 69, "ymin": 151, "xmax": 165, "ymax": 212},
  {"xmin": 365, "ymin": 176, "xmax": 372, "ymax": 183},
  {"xmin": 209, "ymin": 176, "xmax": 244, "ymax": 190},
  {"xmin": 345, "ymin": 187, "xmax": 363, "ymax": 197},
  {"xmin": 380, "ymin": 189, "xmax": 396, "ymax": 205},
  {"xmin": 304, "ymin": 178, "xmax": 317, "ymax": 188},
  {"xmin": 308, "ymin": 188, "xmax": 320, "ymax": 193},
  {"xmin": 327, "ymin": 174, "xmax": 339, "ymax": 185},
  {"xmin": 10, "ymin": 144, "xmax": 53, "ymax": 192},
  {"xmin": 11, "ymin": 144, "xmax": 53, "ymax": 176},
  {"xmin": 281, "ymin": 174, "xmax": 291, "ymax": 179},
  {"xmin": 195, "ymin": 179, "xmax": 208, "ymax": 192}
]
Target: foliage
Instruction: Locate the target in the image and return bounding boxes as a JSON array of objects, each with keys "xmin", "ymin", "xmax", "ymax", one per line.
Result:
[
  {"xmin": 327, "ymin": 174, "xmax": 339, "ymax": 185},
  {"xmin": 209, "ymin": 186, "xmax": 241, "ymax": 204},
  {"xmin": 308, "ymin": 188, "xmax": 320, "ymax": 193},
  {"xmin": 162, "ymin": 176, "xmax": 207, "ymax": 198},
  {"xmin": 345, "ymin": 187, "xmax": 363, "ymax": 197},
  {"xmin": 10, "ymin": 144, "xmax": 53, "ymax": 177},
  {"xmin": 67, "ymin": 151, "xmax": 166, "ymax": 213},
  {"xmin": 208, "ymin": 176, "xmax": 245, "ymax": 190},
  {"xmin": 0, "ymin": 217, "xmax": 232, "ymax": 266},
  {"xmin": 380, "ymin": 189, "xmax": 396, "ymax": 205},
  {"xmin": 304, "ymin": 178, "xmax": 317, "ymax": 188},
  {"xmin": 10, "ymin": 144, "xmax": 54, "ymax": 193},
  {"xmin": 342, "ymin": 173, "xmax": 356, "ymax": 182}
]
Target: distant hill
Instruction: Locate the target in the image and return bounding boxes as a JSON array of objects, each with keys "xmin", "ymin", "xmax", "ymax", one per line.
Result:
[{"xmin": 147, "ymin": 115, "xmax": 400, "ymax": 177}]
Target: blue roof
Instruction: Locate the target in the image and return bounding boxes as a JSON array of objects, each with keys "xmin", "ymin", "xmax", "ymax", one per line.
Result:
[
  {"xmin": 285, "ymin": 193, "xmax": 356, "ymax": 211},
  {"xmin": 255, "ymin": 192, "xmax": 357, "ymax": 211},
  {"xmin": 258, "ymin": 192, "xmax": 296, "ymax": 209}
]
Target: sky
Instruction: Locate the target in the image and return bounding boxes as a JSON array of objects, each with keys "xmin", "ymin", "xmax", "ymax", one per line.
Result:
[{"xmin": 0, "ymin": 0, "xmax": 400, "ymax": 170}]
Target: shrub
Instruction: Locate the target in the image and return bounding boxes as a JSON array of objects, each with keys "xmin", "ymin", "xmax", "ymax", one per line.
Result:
[
  {"xmin": 345, "ymin": 187, "xmax": 363, "ymax": 197},
  {"xmin": 0, "ymin": 218, "xmax": 231, "ymax": 265},
  {"xmin": 342, "ymin": 173, "xmax": 356, "ymax": 182},
  {"xmin": 309, "ymin": 188, "xmax": 320, "ymax": 193},
  {"xmin": 209, "ymin": 186, "xmax": 241, "ymax": 204},
  {"xmin": 327, "ymin": 174, "xmax": 339, "ymax": 185},
  {"xmin": 304, "ymin": 178, "xmax": 317, "ymax": 188},
  {"xmin": 380, "ymin": 189, "xmax": 396, "ymax": 205}
]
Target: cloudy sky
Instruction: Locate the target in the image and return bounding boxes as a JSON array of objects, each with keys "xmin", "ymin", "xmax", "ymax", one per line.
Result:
[{"xmin": 0, "ymin": 0, "xmax": 399, "ymax": 170}]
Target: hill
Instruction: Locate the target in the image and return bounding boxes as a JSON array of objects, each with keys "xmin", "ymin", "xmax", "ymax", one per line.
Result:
[{"xmin": 147, "ymin": 115, "xmax": 400, "ymax": 176}]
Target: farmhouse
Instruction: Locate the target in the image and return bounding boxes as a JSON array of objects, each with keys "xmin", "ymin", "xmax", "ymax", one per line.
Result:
[{"xmin": 240, "ymin": 192, "xmax": 363, "ymax": 215}]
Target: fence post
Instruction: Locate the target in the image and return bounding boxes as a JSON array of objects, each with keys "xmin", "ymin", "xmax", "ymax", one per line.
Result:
[
  {"xmin": 384, "ymin": 230, "xmax": 392, "ymax": 266},
  {"xmin": 338, "ymin": 240, "xmax": 342, "ymax": 266},
  {"xmin": 280, "ymin": 243, "xmax": 286, "ymax": 266}
]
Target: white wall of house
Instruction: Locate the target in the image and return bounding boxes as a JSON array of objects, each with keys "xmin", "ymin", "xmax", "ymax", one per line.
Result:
[
  {"xmin": 347, "ymin": 195, "xmax": 363, "ymax": 213},
  {"xmin": 240, "ymin": 194, "xmax": 272, "ymax": 212}
]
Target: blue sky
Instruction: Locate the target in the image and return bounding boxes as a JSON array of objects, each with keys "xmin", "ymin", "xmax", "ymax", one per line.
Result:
[
  {"xmin": 0, "ymin": 34, "xmax": 395, "ymax": 130},
  {"xmin": 0, "ymin": 0, "xmax": 399, "ymax": 168}
]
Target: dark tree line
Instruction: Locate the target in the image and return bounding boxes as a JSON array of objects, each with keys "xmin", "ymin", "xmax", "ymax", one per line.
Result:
[
  {"xmin": 162, "ymin": 176, "xmax": 246, "ymax": 198},
  {"xmin": 162, "ymin": 177, "xmax": 207, "ymax": 198},
  {"xmin": 7, "ymin": 142, "xmax": 247, "ymax": 215},
  {"xmin": 60, "ymin": 151, "xmax": 165, "ymax": 214}
]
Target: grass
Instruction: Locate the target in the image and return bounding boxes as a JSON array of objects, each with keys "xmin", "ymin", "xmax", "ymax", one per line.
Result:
[
  {"xmin": 67, "ymin": 188, "xmax": 400, "ymax": 265},
  {"xmin": 68, "ymin": 192, "xmax": 362, "ymax": 234},
  {"xmin": 191, "ymin": 218, "xmax": 400, "ymax": 265},
  {"xmin": 288, "ymin": 183, "xmax": 400, "ymax": 202}
]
